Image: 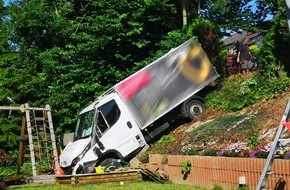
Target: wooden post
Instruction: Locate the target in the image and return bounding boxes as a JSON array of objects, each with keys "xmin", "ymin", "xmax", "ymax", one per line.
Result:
[{"xmin": 17, "ymin": 115, "xmax": 26, "ymax": 176}]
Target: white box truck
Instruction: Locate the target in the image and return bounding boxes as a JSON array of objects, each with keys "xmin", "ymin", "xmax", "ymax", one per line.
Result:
[{"xmin": 59, "ymin": 37, "xmax": 219, "ymax": 174}]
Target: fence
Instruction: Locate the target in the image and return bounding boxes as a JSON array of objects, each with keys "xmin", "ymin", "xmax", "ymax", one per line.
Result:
[{"xmin": 144, "ymin": 154, "xmax": 290, "ymax": 189}]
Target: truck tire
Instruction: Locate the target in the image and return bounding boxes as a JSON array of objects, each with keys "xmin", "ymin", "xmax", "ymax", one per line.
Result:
[
  {"xmin": 99, "ymin": 158, "xmax": 122, "ymax": 172},
  {"xmin": 183, "ymin": 99, "xmax": 204, "ymax": 119}
]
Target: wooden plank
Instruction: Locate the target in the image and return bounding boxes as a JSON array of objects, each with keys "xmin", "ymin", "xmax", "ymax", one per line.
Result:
[
  {"xmin": 78, "ymin": 173, "xmax": 139, "ymax": 180},
  {"xmin": 77, "ymin": 174, "xmax": 141, "ymax": 185},
  {"xmin": 55, "ymin": 171, "xmax": 142, "ymax": 186}
]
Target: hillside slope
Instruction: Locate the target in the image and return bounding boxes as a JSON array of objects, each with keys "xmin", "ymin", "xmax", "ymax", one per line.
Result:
[{"xmin": 147, "ymin": 84, "xmax": 290, "ymax": 156}]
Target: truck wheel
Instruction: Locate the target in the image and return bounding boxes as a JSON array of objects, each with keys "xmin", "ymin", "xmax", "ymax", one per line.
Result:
[
  {"xmin": 99, "ymin": 158, "xmax": 122, "ymax": 172},
  {"xmin": 183, "ymin": 99, "xmax": 204, "ymax": 119}
]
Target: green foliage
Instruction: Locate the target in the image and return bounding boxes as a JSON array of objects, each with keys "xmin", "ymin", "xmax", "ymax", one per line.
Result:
[
  {"xmin": 248, "ymin": 132, "xmax": 259, "ymax": 150},
  {"xmin": 180, "ymin": 160, "xmax": 191, "ymax": 173},
  {"xmin": 158, "ymin": 134, "xmax": 175, "ymax": 144},
  {"xmin": 138, "ymin": 151, "xmax": 149, "ymax": 164},
  {"xmin": 0, "ymin": 149, "xmax": 9, "ymax": 166},
  {"xmin": 0, "ymin": 150, "xmax": 18, "ymax": 179},
  {"xmin": 249, "ymin": 45, "xmax": 261, "ymax": 59},
  {"xmin": 155, "ymin": 18, "xmax": 224, "ymax": 75},
  {"xmin": 0, "ymin": 166, "xmax": 17, "ymax": 179},
  {"xmin": 223, "ymin": 150, "xmax": 239, "ymax": 157},
  {"xmin": 40, "ymin": 156, "xmax": 54, "ymax": 173},
  {"xmin": 184, "ymin": 148, "xmax": 199, "ymax": 155},
  {"xmin": 0, "ymin": 181, "xmax": 205, "ymax": 190},
  {"xmin": 239, "ymin": 79, "xmax": 257, "ymax": 95},
  {"xmin": 0, "ymin": 116, "xmax": 21, "ymax": 149},
  {"xmin": 199, "ymin": 115, "xmax": 253, "ymax": 131},
  {"xmin": 206, "ymin": 72, "xmax": 290, "ymax": 112},
  {"xmin": 212, "ymin": 185, "xmax": 223, "ymax": 190},
  {"xmin": 190, "ymin": 114, "xmax": 257, "ymax": 148},
  {"xmin": 202, "ymin": 0, "xmax": 257, "ymax": 33},
  {"xmin": 20, "ymin": 164, "xmax": 32, "ymax": 175},
  {"xmin": 1, "ymin": 0, "xmax": 182, "ymax": 135},
  {"xmin": 258, "ymin": 0, "xmax": 290, "ymax": 75},
  {"xmin": 255, "ymin": 151, "xmax": 269, "ymax": 158},
  {"xmin": 203, "ymin": 149, "xmax": 219, "ymax": 156}
]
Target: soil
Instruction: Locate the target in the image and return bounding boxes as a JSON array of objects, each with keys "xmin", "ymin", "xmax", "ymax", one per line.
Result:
[{"xmin": 147, "ymin": 84, "xmax": 290, "ymax": 155}]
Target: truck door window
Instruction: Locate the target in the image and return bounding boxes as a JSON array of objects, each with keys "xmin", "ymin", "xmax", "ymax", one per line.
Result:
[
  {"xmin": 96, "ymin": 100, "xmax": 121, "ymax": 136},
  {"xmin": 99, "ymin": 100, "xmax": 121, "ymax": 127},
  {"xmin": 97, "ymin": 112, "xmax": 108, "ymax": 134}
]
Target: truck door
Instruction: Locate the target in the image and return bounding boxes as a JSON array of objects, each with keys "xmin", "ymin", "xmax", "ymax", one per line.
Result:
[{"xmin": 95, "ymin": 95, "xmax": 146, "ymax": 157}]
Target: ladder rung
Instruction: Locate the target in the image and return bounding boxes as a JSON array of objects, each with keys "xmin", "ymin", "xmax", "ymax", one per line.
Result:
[
  {"xmin": 266, "ymin": 171, "xmax": 274, "ymax": 175},
  {"xmin": 29, "ymin": 145, "xmax": 42, "ymax": 149},
  {"xmin": 278, "ymin": 138, "xmax": 290, "ymax": 142},
  {"xmin": 22, "ymin": 163, "xmax": 32, "ymax": 166},
  {"xmin": 31, "ymin": 135, "xmax": 40, "ymax": 140},
  {"xmin": 20, "ymin": 135, "xmax": 28, "ymax": 141},
  {"xmin": 24, "ymin": 153, "xmax": 53, "ymax": 159},
  {"xmin": 34, "ymin": 117, "xmax": 45, "ymax": 121},
  {"xmin": 24, "ymin": 154, "xmax": 31, "ymax": 158},
  {"xmin": 34, "ymin": 127, "xmax": 44, "ymax": 131}
]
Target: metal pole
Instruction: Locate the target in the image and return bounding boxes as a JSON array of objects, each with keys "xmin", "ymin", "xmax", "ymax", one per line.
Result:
[{"xmin": 286, "ymin": 0, "xmax": 290, "ymax": 31}]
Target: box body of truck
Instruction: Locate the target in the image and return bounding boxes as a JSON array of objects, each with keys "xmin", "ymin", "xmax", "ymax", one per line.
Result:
[{"xmin": 59, "ymin": 37, "xmax": 219, "ymax": 175}]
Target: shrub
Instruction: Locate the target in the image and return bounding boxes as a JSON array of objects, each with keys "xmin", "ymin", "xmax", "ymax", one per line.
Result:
[
  {"xmin": 180, "ymin": 160, "xmax": 191, "ymax": 174},
  {"xmin": 139, "ymin": 151, "xmax": 149, "ymax": 164},
  {"xmin": 248, "ymin": 132, "xmax": 259, "ymax": 150},
  {"xmin": 158, "ymin": 134, "xmax": 175, "ymax": 144},
  {"xmin": 184, "ymin": 148, "xmax": 199, "ymax": 155},
  {"xmin": 203, "ymin": 149, "xmax": 219, "ymax": 156},
  {"xmin": 0, "ymin": 166, "xmax": 17, "ymax": 179},
  {"xmin": 255, "ymin": 151, "xmax": 269, "ymax": 158},
  {"xmin": 206, "ymin": 72, "xmax": 290, "ymax": 112},
  {"xmin": 0, "ymin": 149, "xmax": 18, "ymax": 167}
]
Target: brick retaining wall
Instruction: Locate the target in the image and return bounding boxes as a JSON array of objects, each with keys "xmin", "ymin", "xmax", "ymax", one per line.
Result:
[{"xmin": 144, "ymin": 154, "xmax": 290, "ymax": 189}]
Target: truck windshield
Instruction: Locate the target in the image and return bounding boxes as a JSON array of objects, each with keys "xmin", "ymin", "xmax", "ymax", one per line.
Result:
[{"xmin": 74, "ymin": 110, "xmax": 95, "ymax": 141}]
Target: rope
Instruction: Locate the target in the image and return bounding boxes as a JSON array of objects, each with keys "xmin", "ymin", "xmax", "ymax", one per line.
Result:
[{"xmin": 32, "ymin": 108, "xmax": 42, "ymax": 171}]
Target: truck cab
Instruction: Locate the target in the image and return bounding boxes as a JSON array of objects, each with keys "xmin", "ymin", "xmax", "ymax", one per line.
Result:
[{"xmin": 60, "ymin": 91, "xmax": 146, "ymax": 174}]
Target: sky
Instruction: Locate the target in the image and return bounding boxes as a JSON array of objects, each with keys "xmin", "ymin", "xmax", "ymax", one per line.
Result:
[{"xmin": 3, "ymin": 0, "xmax": 10, "ymax": 6}]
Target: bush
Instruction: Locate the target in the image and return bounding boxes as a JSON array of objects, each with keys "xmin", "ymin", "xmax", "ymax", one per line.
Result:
[
  {"xmin": 184, "ymin": 148, "xmax": 199, "ymax": 155},
  {"xmin": 0, "ymin": 149, "xmax": 18, "ymax": 167},
  {"xmin": 206, "ymin": 72, "xmax": 290, "ymax": 112},
  {"xmin": 158, "ymin": 134, "xmax": 175, "ymax": 144},
  {"xmin": 0, "ymin": 166, "xmax": 17, "ymax": 179},
  {"xmin": 139, "ymin": 151, "xmax": 149, "ymax": 164}
]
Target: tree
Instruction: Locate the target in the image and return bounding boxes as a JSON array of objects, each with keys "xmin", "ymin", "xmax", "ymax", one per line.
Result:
[
  {"xmin": 153, "ymin": 18, "xmax": 224, "ymax": 76},
  {"xmin": 201, "ymin": 0, "xmax": 255, "ymax": 34},
  {"xmin": 5, "ymin": 0, "xmax": 182, "ymax": 133},
  {"xmin": 0, "ymin": 0, "xmax": 22, "ymax": 149},
  {"xmin": 259, "ymin": 0, "xmax": 290, "ymax": 74}
]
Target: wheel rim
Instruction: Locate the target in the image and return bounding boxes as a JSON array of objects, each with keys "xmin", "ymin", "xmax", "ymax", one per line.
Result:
[{"xmin": 189, "ymin": 104, "xmax": 202, "ymax": 116}]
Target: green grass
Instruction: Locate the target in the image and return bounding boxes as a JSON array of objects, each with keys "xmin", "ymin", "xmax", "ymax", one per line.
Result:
[{"xmin": 9, "ymin": 181, "xmax": 207, "ymax": 190}]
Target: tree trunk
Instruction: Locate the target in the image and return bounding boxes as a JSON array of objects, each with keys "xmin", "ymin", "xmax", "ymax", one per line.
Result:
[{"xmin": 182, "ymin": 0, "xmax": 187, "ymax": 26}]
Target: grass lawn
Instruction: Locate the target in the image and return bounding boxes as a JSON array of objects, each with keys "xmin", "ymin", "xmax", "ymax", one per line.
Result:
[{"xmin": 8, "ymin": 181, "xmax": 207, "ymax": 190}]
